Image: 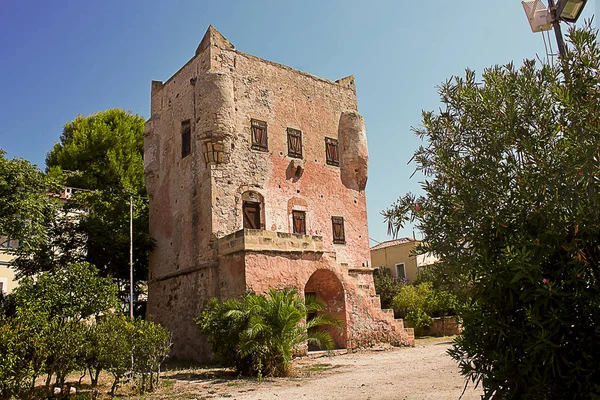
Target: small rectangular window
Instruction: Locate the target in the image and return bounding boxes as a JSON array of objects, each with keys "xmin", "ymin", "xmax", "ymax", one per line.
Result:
[
  {"xmin": 325, "ymin": 137, "xmax": 339, "ymax": 166},
  {"xmin": 243, "ymin": 202, "xmax": 261, "ymax": 230},
  {"xmin": 395, "ymin": 263, "xmax": 406, "ymax": 280},
  {"xmin": 181, "ymin": 120, "xmax": 191, "ymax": 158},
  {"xmin": 287, "ymin": 128, "xmax": 303, "ymax": 159},
  {"xmin": 292, "ymin": 210, "xmax": 306, "ymax": 235},
  {"xmin": 332, "ymin": 216, "xmax": 345, "ymax": 244},
  {"xmin": 251, "ymin": 119, "xmax": 268, "ymax": 152}
]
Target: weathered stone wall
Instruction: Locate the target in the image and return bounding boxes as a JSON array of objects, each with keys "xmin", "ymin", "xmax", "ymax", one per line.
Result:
[
  {"xmin": 145, "ymin": 26, "xmax": 412, "ymax": 362},
  {"xmin": 144, "ymin": 47, "xmax": 216, "ymax": 281},
  {"xmin": 203, "ymin": 38, "xmax": 371, "ymax": 269},
  {"xmin": 146, "ymin": 265, "xmax": 218, "ymax": 360},
  {"xmin": 241, "ymin": 247, "xmax": 412, "ymax": 350}
]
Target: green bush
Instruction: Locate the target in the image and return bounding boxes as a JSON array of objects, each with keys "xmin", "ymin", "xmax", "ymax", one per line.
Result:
[
  {"xmin": 0, "ymin": 263, "xmax": 171, "ymax": 397},
  {"xmin": 196, "ymin": 296, "xmax": 253, "ymax": 373},
  {"xmin": 405, "ymin": 309, "xmax": 432, "ymax": 335},
  {"xmin": 393, "ymin": 282, "xmax": 458, "ymax": 336},
  {"xmin": 131, "ymin": 318, "xmax": 171, "ymax": 393},
  {"xmin": 44, "ymin": 319, "xmax": 87, "ymax": 390},
  {"xmin": 372, "ymin": 268, "xmax": 406, "ymax": 310},
  {"xmin": 0, "ymin": 320, "xmax": 47, "ymax": 400},
  {"xmin": 198, "ymin": 288, "xmax": 339, "ymax": 377},
  {"xmin": 414, "ymin": 262, "xmax": 471, "ymax": 307},
  {"xmin": 383, "ymin": 23, "xmax": 600, "ymax": 398},
  {"xmin": 96, "ymin": 314, "xmax": 133, "ymax": 396}
]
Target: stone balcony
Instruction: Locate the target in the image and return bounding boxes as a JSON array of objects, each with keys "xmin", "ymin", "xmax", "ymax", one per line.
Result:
[{"xmin": 217, "ymin": 229, "xmax": 324, "ymax": 256}]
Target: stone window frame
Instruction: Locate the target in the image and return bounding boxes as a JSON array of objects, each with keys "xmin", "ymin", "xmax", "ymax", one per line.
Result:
[
  {"xmin": 292, "ymin": 210, "xmax": 306, "ymax": 235},
  {"xmin": 251, "ymin": 119, "xmax": 268, "ymax": 152},
  {"xmin": 331, "ymin": 216, "xmax": 345, "ymax": 244},
  {"xmin": 325, "ymin": 137, "xmax": 339, "ymax": 166},
  {"xmin": 181, "ymin": 119, "xmax": 192, "ymax": 158},
  {"xmin": 287, "ymin": 128, "xmax": 303, "ymax": 159}
]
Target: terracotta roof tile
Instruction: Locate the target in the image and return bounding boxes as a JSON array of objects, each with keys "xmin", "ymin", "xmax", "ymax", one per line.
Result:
[{"xmin": 370, "ymin": 237, "xmax": 416, "ymax": 251}]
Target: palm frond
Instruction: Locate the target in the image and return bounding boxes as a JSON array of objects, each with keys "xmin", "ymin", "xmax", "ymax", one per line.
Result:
[{"xmin": 307, "ymin": 330, "xmax": 335, "ymax": 351}]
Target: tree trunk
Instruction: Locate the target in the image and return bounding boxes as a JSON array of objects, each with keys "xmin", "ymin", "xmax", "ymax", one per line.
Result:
[
  {"xmin": 110, "ymin": 378, "xmax": 119, "ymax": 397},
  {"xmin": 44, "ymin": 370, "xmax": 53, "ymax": 390},
  {"xmin": 78, "ymin": 369, "xmax": 86, "ymax": 386},
  {"xmin": 91, "ymin": 367, "xmax": 101, "ymax": 388}
]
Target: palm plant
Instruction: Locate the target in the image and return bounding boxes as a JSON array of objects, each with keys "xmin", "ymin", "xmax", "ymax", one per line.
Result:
[{"xmin": 224, "ymin": 288, "xmax": 340, "ymax": 377}]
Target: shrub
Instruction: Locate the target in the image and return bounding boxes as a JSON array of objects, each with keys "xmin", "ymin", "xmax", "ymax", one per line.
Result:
[
  {"xmin": 405, "ymin": 310, "xmax": 432, "ymax": 336},
  {"xmin": 197, "ymin": 296, "xmax": 253, "ymax": 373},
  {"xmin": 0, "ymin": 320, "xmax": 47, "ymax": 400},
  {"xmin": 393, "ymin": 282, "xmax": 458, "ymax": 336},
  {"xmin": 44, "ymin": 319, "xmax": 87, "ymax": 389},
  {"xmin": 198, "ymin": 288, "xmax": 339, "ymax": 377},
  {"xmin": 0, "ymin": 265, "xmax": 171, "ymax": 397},
  {"xmin": 95, "ymin": 314, "xmax": 133, "ymax": 396},
  {"xmin": 384, "ymin": 23, "xmax": 600, "ymax": 398},
  {"xmin": 373, "ymin": 268, "xmax": 406, "ymax": 310},
  {"xmin": 131, "ymin": 318, "xmax": 171, "ymax": 393}
]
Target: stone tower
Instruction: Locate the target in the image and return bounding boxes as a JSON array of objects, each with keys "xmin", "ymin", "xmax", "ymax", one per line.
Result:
[{"xmin": 144, "ymin": 26, "xmax": 413, "ymax": 361}]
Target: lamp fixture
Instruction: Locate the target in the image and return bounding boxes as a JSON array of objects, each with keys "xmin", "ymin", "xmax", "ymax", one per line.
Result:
[{"xmin": 556, "ymin": 0, "xmax": 587, "ymax": 23}]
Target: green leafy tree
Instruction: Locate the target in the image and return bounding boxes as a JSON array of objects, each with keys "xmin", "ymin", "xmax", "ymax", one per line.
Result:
[
  {"xmin": 414, "ymin": 262, "xmax": 471, "ymax": 307},
  {"xmin": 0, "ymin": 315, "xmax": 48, "ymax": 399},
  {"xmin": 46, "ymin": 108, "xmax": 145, "ymax": 194},
  {"xmin": 8, "ymin": 262, "xmax": 119, "ymax": 391},
  {"xmin": 41, "ymin": 109, "xmax": 152, "ymax": 305},
  {"xmin": 96, "ymin": 314, "xmax": 134, "ymax": 396},
  {"xmin": 393, "ymin": 282, "xmax": 432, "ymax": 319},
  {"xmin": 131, "ymin": 318, "xmax": 171, "ymax": 393},
  {"xmin": 94, "ymin": 314, "xmax": 170, "ymax": 396},
  {"xmin": 384, "ymin": 24, "xmax": 600, "ymax": 397},
  {"xmin": 0, "ymin": 149, "xmax": 60, "ymax": 255},
  {"xmin": 11, "ymin": 207, "xmax": 86, "ymax": 278}
]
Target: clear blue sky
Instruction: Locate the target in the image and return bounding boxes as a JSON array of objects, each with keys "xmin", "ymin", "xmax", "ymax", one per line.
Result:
[{"xmin": 0, "ymin": 1, "xmax": 595, "ymax": 244}]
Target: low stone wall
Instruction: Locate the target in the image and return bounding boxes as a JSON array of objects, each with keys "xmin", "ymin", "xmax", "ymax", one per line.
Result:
[
  {"xmin": 426, "ymin": 317, "xmax": 461, "ymax": 337},
  {"xmin": 403, "ymin": 316, "xmax": 461, "ymax": 337}
]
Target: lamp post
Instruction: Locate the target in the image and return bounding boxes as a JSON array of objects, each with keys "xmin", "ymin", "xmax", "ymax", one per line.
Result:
[
  {"xmin": 548, "ymin": 0, "xmax": 568, "ymax": 57},
  {"xmin": 129, "ymin": 195, "xmax": 134, "ymax": 319}
]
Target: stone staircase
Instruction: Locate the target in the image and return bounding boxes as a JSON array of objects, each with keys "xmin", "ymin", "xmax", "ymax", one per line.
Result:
[{"xmin": 367, "ymin": 293, "xmax": 415, "ymax": 346}]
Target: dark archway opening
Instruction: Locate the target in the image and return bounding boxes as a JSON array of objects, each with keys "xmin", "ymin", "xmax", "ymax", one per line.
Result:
[{"xmin": 304, "ymin": 269, "xmax": 347, "ymax": 349}]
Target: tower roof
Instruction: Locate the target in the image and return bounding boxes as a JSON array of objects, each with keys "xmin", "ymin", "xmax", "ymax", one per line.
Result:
[{"xmin": 195, "ymin": 25, "xmax": 235, "ymax": 56}]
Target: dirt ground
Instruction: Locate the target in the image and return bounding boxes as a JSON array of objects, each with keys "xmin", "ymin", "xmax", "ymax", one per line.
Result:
[
  {"xmin": 153, "ymin": 336, "xmax": 483, "ymax": 400},
  {"xmin": 52, "ymin": 337, "xmax": 481, "ymax": 399}
]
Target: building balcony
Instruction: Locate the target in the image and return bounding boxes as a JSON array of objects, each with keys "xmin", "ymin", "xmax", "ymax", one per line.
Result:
[{"xmin": 217, "ymin": 229, "xmax": 324, "ymax": 256}]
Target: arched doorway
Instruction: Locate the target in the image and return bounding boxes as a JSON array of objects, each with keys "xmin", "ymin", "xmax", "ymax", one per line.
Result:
[{"xmin": 304, "ymin": 269, "xmax": 347, "ymax": 349}]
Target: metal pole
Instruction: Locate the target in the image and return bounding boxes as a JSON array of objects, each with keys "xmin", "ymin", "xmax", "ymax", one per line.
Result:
[
  {"xmin": 548, "ymin": 0, "xmax": 567, "ymax": 57},
  {"xmin": 129, "ymin": 195, "xmax": 134, "ymax": 319}
]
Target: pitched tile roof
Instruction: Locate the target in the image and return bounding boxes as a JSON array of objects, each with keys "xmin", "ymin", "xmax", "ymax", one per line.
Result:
[{"xmin": 370, "ymin": 237, "xmax": 416, "ymax": 251}]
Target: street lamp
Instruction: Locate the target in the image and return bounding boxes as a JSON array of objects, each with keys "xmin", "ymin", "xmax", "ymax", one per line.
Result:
[
  {"xmin": 556, "ymin": 0, "xmax": 587, "ymax": 22},
  {"xmin": 522, "ymin": 0, "xmax": 588, "ymax": 57}
]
